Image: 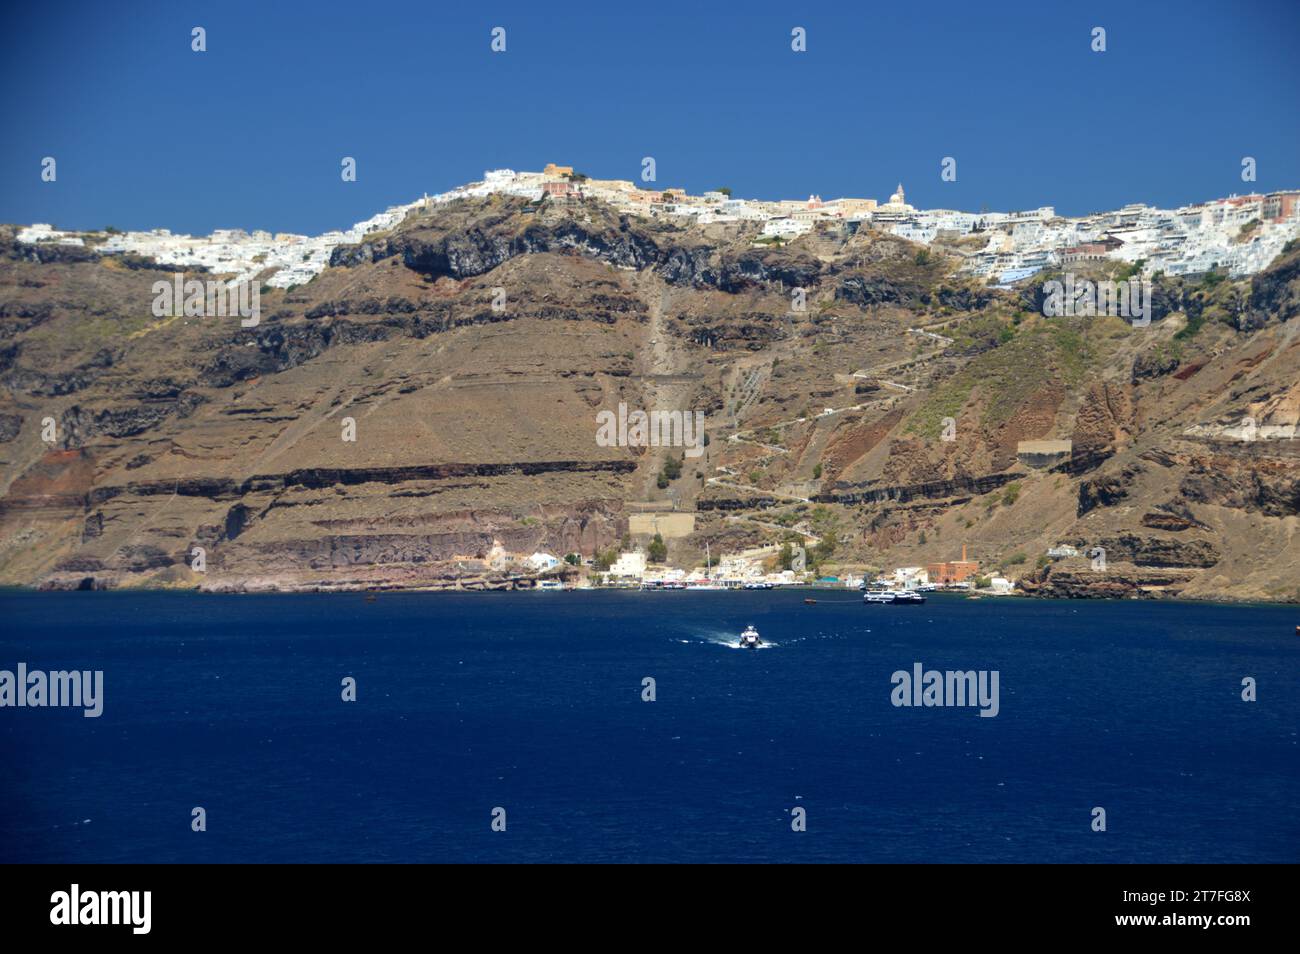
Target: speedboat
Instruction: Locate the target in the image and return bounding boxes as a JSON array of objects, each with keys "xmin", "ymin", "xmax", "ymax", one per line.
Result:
[{"xmin": 739, "ymin": 624, "xmax": 762, "ymax": 648}]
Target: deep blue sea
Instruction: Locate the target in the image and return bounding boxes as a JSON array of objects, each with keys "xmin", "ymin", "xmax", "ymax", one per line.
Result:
[{"xmin": 1, "ymin": 589, "xmax": 1296, "ymax": 863}]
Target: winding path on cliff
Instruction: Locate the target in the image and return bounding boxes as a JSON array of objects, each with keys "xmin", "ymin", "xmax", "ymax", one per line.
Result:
[{"xmin": 631, "ymin": 273, "xmax": 703, "ymax": 505}]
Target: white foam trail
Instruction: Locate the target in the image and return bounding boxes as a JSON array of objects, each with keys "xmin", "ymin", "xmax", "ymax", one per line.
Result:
[
  {"xmin": 679, "ymin": 629, "xmax": 780, "ymax": 649},
  {"xmin": 707, "ymin": 632, "xmax": 779, "ymax": 649}
]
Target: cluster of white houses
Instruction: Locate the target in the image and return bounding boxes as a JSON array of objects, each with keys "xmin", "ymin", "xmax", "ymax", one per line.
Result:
[
  {"xmin": 478, "ymin": 536, "xmax": 1026, "ymax": 595},
  {"xmin": 960, "ymin": 192, "xmax": 1300, "ymax": 284},
  {"xmin": 16, "ymin": 200, "xmax": 424, "ymax": 289},
  {"xmin": 16, "ymin": 164, "xmax": 1300, "ymax": 288},
  {"xmin": 462, "ymin": 166, "xmax": 1299, "ymax": 283}
]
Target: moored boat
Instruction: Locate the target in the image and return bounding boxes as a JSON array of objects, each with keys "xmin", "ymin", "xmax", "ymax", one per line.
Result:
[{"xmin": 863, "ymin": 589, "xmax": 926, "ymax": 604}]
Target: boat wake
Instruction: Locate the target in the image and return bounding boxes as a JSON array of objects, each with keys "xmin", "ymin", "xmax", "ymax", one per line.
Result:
[
  {"xmin": 697, "ymin": 630, "xmax": 779, "ymax": 650},
  {"xmin": 717, "ymin": 639, "xmax": 779, "ymax": 650}
]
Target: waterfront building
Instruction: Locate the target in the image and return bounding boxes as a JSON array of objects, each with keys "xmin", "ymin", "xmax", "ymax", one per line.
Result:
[{"xmin": 927, "ymin": 545, "xmax": 980, "ymax": 585}]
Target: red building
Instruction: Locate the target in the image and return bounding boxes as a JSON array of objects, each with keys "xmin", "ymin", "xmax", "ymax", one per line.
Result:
[
  {"xmin": 927, "ymin": 545, "xmax": 980, "ymax": 585},
  {"xmin": 1263, "ymin": 191, "xmax": 1300, "ymax": 222}
]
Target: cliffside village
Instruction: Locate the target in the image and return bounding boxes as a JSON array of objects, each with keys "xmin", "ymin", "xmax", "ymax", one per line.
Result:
[
  {"xmin": 17, "ymin": 164, "xmax": 1300, "ymax": 290},
  {"xmin": 13, "ymin": 168, "xmax": 1299, "ymax": 596}
]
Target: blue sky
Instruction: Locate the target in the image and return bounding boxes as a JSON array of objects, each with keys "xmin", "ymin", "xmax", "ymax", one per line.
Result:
[{"xmin": 2, "ymin": 0, "xmax": 1297, "ymax": 235}]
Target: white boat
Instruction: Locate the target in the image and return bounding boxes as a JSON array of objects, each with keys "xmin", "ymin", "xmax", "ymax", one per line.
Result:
[
  {"xmin": 863, "ymin": 589, "xmax": 926, "ymax": 605},
  {"xmin": 535, "ymin": 580, "xmax": 564, "ymax": 590},
  {"xmin": 739, "ymin": 625, "xmax": 762, "ymax": 648}
]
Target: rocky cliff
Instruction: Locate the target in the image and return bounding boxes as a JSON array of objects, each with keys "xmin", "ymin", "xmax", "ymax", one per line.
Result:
[{"xmin": 1, "ymin": 200, "xmax": 1297, "ymax": 600}]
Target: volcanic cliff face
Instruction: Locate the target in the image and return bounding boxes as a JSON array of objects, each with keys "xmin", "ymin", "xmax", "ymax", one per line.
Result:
[{"xmin": 1, "ymin": 199, "xmax": 1297, "ymax": 600}]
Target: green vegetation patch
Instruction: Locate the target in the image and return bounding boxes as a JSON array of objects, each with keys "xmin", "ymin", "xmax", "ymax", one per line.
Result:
[{"xmin": 908, "ymin": 316, "xmax": 1096, "ymax": 435}]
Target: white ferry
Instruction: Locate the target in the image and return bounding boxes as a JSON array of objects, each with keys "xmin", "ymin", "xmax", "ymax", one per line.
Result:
[{"xmin": 863, "ymin": 588, "xmax": 927, "ymax": 605}]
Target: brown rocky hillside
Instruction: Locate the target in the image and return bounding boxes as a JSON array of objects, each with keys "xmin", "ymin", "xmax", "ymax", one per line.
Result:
[{"xmin": 1, "ymin": 196, "xmax": 1297, "ymax": 600}]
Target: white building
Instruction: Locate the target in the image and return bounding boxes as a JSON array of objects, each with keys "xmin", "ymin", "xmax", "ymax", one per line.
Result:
[
  {"xmin": 608, "ymin": 551, "xmax": 647, "ymax": 579},
  {"xmin": 762, "ymin": 217, "xmax": 813, "ymax": 238},
  {"xmin": 888, "ymin": 567, "xmax": 929, "ymax": 589}
]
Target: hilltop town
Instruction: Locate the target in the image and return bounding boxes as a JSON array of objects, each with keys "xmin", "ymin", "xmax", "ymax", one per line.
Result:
[
  {"xmin": 2, "ymin": 164, "xmax": 1298, "ymax": 602},
  {"xmin": 16, "ymin": 163, "xmax": 1300, "ymax": 290}
]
